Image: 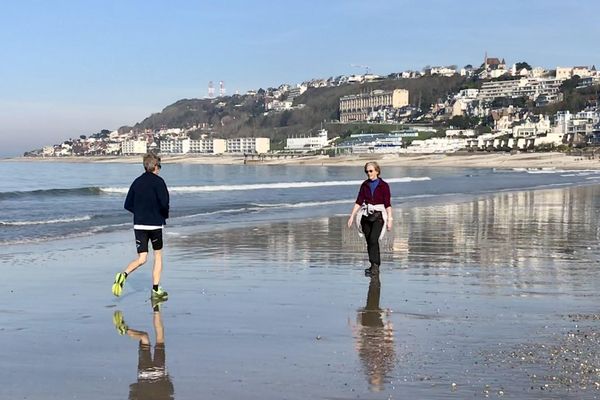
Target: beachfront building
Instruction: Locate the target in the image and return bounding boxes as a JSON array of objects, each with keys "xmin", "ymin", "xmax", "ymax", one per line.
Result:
[
  {"xmin": 336, "ymin": 132, "xmax": 411, "ymax": 154},
  {"xmin": 159, "ymin": 139, "xmax": 188, "ymax": 154},
  {"xmin": 339, "ymin": 89, "xmax": 409, "ymax": 123},
  {"xmin": 188, "ymin": 138, "xmax": 226, "ymax": 154},
  {"xmin": 121, "ymin": 139, "xmax": 147, "ymax": 155},
  {"xmin": 286, "ymin": 129, "xmax": 329, "ymax": 151},
  {"xmin": 226, "ymin": 137, "xmax": 270, "ymax": 154},
  {"xmin": 403, "ymin": 137, "xmax": 467, "ymax": 153},
  {"xmin": 446, "ymin": 129, "xmax": 476, "ymax": 137},
  {"xmin": 478, "ymin": 77, "xmax": 565, "ymax": 103}
]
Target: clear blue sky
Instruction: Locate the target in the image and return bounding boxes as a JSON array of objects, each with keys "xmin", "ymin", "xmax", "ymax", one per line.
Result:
[{"xmin": 1, "ymin": 0, "xmax": 598, "ymax": 156}]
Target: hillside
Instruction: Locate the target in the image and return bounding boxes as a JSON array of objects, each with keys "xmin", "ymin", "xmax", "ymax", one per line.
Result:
[{"xmin": 133, "ymin": 75, "xmax": 469, "ymax": 147}]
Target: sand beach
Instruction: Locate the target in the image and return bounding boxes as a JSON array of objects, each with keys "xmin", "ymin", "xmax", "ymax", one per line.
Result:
[
  {"xmin": 8, "ymin": 151, "xmax": 600, "ymax": 170},
  {"xmin": 4, "ymin": 183, "xmax": 600, "ymax": 399}
]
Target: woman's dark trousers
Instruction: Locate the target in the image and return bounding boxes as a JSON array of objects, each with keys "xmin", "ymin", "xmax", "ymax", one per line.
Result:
[{"xmin": 360, "ymin": 213, "xmax": 384, "ymax": 267}]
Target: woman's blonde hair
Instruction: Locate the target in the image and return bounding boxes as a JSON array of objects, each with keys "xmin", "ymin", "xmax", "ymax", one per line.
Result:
[{"xmin": 364, "ymin": 161, "xmax": 381, "ymax": 177}]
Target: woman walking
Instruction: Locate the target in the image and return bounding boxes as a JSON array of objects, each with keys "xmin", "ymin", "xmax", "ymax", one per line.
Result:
[{"xmin": 347, "ymin": 162, "xmax": 393, "ymax": 276}]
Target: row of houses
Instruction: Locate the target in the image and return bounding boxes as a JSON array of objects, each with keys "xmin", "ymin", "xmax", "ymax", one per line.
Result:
[{"xmin": 123, "ymin": 137, "xmax": 270, "ymax": 155}]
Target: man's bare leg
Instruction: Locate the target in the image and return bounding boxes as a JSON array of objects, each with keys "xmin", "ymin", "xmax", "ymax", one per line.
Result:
[
  {"xmin": 125, "ymin": 252, "xmax": 148, "ymax": 275},
  {"xmin": 152, "ymin": 249, "xmax": 162, "ymax": 286}
]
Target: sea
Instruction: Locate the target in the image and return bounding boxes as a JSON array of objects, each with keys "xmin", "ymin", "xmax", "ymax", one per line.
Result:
[{"xmin": 2, "ymin": 160, "xmax": 600, "ymax": 247}]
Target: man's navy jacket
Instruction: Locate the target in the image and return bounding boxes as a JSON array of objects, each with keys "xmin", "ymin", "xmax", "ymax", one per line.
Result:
[{"xmin": 124, "ymin": 171, "xmax": 170, "ymax": 226}]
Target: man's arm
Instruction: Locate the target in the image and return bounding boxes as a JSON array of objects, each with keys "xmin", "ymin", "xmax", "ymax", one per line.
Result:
[
  {"xmin": 157, "ymin": 181, "xmax": 170, "ymax": 219},
  {"xmin": 124, "ymin": 184, "xmax": 135, "ymax": 213}
]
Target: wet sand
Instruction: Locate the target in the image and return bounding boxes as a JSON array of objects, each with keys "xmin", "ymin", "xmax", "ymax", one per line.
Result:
[{"xmin": 3, "ymin": 185, "xmax": 600, "ymax": 399}]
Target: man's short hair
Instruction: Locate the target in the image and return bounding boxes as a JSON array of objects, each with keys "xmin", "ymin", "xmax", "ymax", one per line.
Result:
[{"xmin": 143, "ymin": 153, "xmax": 161, "ymax": 172}]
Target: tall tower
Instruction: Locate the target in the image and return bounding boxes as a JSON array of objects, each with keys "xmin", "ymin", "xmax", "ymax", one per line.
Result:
[
  {"xmin": 208, "ymin": 81, "xmax": 215, "ymax": 98},
  {"xmin": 219, "ymin": 81, "xmax": 226, "ymax": 97}
]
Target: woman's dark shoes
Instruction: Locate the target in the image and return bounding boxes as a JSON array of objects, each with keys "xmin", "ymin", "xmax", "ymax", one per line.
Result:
[{"xmin": 364, "ymin": 264, "xmax": 380, "ymax": 276}]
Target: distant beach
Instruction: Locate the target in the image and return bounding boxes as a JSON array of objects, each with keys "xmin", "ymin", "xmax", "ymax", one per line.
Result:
[{"xmin": 7, "ymin": 152, "xmax": 600, "ymax": 170}]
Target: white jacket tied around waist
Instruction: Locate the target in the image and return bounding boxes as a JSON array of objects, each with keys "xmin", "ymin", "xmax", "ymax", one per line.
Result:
[{"xmin": 356, "ymin": 203, "xmax": 388, "ymax": 240}]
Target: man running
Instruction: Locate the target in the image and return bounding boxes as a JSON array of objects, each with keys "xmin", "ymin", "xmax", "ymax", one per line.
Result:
[{"xmin": 112, "ymin": 153, "xmax": 170, "ymax": 301}]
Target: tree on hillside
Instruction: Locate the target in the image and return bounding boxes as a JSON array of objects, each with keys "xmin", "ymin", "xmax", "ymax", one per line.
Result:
[
  {"xmin": 561, "ymin": 76, "xmax": 581, "ymax": 93},
  {"xmin": 515, "ymin": 61, "xmax": 532, "ymax": 71}
]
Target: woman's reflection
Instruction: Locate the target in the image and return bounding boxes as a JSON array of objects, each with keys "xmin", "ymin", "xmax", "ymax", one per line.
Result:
[
  {"xmin": 351, "ymin": 275, "xmax": 396, "ymax": 392},
  {"xmin": 112, "ymin": 306, "xmax": 174, "ymax": 400}
]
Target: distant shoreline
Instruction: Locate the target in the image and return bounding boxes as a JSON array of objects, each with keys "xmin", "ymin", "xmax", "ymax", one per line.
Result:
[{"xmin": 4, "ymin": 152, "xmax": 600, "ymax": 170}]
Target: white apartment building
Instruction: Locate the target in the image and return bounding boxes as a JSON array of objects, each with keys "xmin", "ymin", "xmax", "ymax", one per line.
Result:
[
  {"xmin": 286, "ymin": 129, "xmax": 328, "ymax": 151},
  {"xmin": 121, "ymin": 139, "xmax": 147, "ymax": 155},
  {"xmin": 188, "ymin": 138, "xmax": 226, "ymax": 154},
  {"xmin": 454, "ymin": 89, "xmax": 479, "ymax": 100},
  {"xmin": 556, "ymin": 66, "xmax": 596, "ymax": 80},
  {"xmin": 287, "ymin": 85, "xmax": 307, "ymax": 102},
  {"xmin": 339, "ymin": 89, "xmax": 409, "ymax": 123},
  {"xmin": 226, "ymin": 137, "xmax": 270, "ymax": 154},
  {"xmin": 478, "ymin": 77, "xmax": 565, "ymax": 103},
  {"xmin": 160, "ymin": 139, "xmax": 188, "ymax": 154},
  {"xmin": 512, "ymin": 116, "xmax": 552, "ymax": 138},
  {"xmin": 430, "ymin": 66, "xmax": 456, "ymax": 76}
]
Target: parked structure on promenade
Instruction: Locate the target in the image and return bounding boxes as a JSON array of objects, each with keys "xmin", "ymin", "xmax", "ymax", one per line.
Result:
[{"xmin": 339, "ymin": 89, "xmax": 409, "ymax": 123}]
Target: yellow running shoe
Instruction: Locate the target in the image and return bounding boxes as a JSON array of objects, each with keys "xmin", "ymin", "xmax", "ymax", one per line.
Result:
[
  {"xmin": 112, "ymin": 272, "xmax": 127, "ymax": 297},
  {"xmin": 112, "ymin": 310, "xmax": 129, "ymax": 335},
  {"xmin": 151, "ymin": 286, "xmax": 168, "ymax": 300}
]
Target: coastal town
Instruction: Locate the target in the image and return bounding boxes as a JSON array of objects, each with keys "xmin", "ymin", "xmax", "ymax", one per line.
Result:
[{"xmin": 28, "ymin": 55, "xmax": 600, "ymax": 158}]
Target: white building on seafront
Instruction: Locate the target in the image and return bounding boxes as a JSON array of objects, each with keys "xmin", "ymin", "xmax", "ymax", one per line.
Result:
[
  {"xmin": 226, "ymin": 137, "xmax": 270, "ymax": 154},
  {"xmin": 121, "ymin": 139, "xmax": 147, "ymax": 155},
  {"xmin": 188, "ymin": 138, "xmax": 226, "ymax": 154},
  {"xmin": 286, "ymin": 129, "xmax": 329, "ymax": 151}
]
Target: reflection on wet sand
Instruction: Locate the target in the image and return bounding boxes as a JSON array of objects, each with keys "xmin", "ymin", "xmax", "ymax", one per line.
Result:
[
  {"xmin": 170, "ymin": 185, "xmax": 600, "ymax": 289},
  {"xmin": 350, "ymin": 275, "xmax": 396, "ymax": 392},
  {"xmin": 112, "ymin": 308, "xmax": 174, "ymax": 400}
]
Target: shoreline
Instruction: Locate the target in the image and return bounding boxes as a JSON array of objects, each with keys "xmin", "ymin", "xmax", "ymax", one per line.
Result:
[{"xmin": 4, "ymin": 152, "xmax": 600, "ymax": 169}]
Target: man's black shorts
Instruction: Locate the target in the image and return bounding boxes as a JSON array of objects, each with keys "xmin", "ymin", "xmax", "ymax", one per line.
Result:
[{"xmin": 134, "ymin": 229, "xmax": 163, "ymax": 253}]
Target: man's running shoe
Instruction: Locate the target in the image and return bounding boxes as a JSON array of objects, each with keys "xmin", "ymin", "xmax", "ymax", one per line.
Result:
[
  {"xmin": 151, "ymin": 296, "xmax": 167, "ymax": 311},
  {"xmin": 151, "ymin": 286, "xmax": 168, "ymax": 300},
  {"xmin": 112, "ymin": 272, "xmax": 127, "ymax": 297},
  {"xmin": 112, "ymin": 310, "xmax": 129, "ymax": 335}
]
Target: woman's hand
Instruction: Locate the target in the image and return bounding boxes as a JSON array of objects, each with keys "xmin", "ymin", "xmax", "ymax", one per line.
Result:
[{"xmin": 347, "ymin": 215, "xmax": 354, "ymax": 228}]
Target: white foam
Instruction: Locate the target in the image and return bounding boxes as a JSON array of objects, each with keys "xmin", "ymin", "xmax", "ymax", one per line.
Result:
[
  {"xmin": 100, "ymin": 177, "xmax": 430, "ymax": 194},
  {"xmin": 0, "ymin": 215, "xmax": 92, "ymax": 226}
]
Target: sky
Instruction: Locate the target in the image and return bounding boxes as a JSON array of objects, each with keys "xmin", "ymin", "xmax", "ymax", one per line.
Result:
[{"xmin": 1, "ymin": 0, "xmax": 599, "ymax": 157}]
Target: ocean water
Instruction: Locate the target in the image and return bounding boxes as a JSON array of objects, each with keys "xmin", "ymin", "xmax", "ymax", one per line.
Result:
[{"xmin": 1, "ymin": 161, "xmax": 600, "ymax": 246}]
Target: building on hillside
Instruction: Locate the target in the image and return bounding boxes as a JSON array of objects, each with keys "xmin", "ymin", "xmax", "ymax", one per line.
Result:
[
  {"xmin": 226, "ymin": 137, "xmax": 270, "ymax": 154},
  {"xmin": 478, "ymin": 77, "xmax": 565, "ymax": 103},
  {"xmin": 430, "ymin": 66, "xmax": 457, "ymax": 76},
  {"xmin": 556, "ymin": 66, "xmax": 597, "ymax": 80},
  {"xmin": 286, "ymin": 129, "xmax": 329, "ymax": 151},
  {"xmin": 287, "ymin": 85, "xmax": 307, "ymax": 102},
  {"xmin": 339, "ymin": 89, "xmax": 409, "ymax": 123},
  {"xmin": 121, "ymin": 139, "xmax": 147, "ymax": 155}
]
